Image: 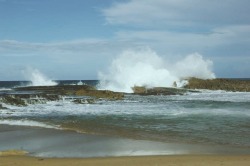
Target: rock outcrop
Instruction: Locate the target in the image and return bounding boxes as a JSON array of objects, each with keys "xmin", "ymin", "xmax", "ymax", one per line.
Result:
[
  {"xmin": 75, "ymin": 89, "xmax": 124, "ymax": 100},
  {"xmin": 0, "ymin": 95, "xmax": 27, "ymax": 106},
  {"xmin": 0, "ymin": 85, "xmax": 124, "ymax": 107},
  {"xmin": 1, "ymin": 78, "xmax": 249, "ymax": 107},
  {"xmin": 14, "ymin": 85, "xmax": 124, "ymax": 99},
  {"xmin": 184, "ymin": 78, "xmax": 250, "ymax": 92},
  {"xmin": 132, "ymin": 86, "xmax": 193, "ymax": 95},
  {"xmin": 132, "ymin": 78, "xmax": 250, "ymax": 94}
]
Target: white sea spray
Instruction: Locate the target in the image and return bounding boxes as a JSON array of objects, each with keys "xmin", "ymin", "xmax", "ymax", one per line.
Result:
[
  {"xmin": 98, "ymin": 48, "xmax": 215, "ymax": 92},
  {"xmin": 22, "ymin": 67, "xmax": 57, "ymax": 86}
]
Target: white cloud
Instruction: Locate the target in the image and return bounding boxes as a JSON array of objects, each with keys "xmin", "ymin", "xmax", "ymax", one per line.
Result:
[
  {"xmin": 0, "ymin": 39, "xmax": 106, "ymax": 55},
  {"xmin": 114, "ymin": 25, "xmax": 250, "ymax": 56},
  {"xmin": 0, "ymin": 39, "xmax": 142, "ymax": 80},
  {"xmin": 0, "ymin": 39, "xmax": 141, "ymax": 58},
  {"xmin": 103, "ymin": 0, "xmax": 250, "ymax": 27},
  {"xmin": 102, "ymin": 0, "xmax": 250, "ymax": 63}
]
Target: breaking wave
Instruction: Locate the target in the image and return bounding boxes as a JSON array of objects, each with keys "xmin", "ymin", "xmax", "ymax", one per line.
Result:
[
  {"xmin": 23, "ymin": 67, "xmax": 57, "ymax": 86},
  {"xmin": 98, "ymin": 48, "xmax": 215, "ymax": 92}
]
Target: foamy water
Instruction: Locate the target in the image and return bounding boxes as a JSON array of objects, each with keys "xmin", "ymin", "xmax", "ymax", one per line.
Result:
[
  {"xmin": 1, "ymin": 90, "xmax": 250, "ymax": 147},
  {"xmin": 0, "ymin": 119, "xmax": 58, "ymax": 129}
]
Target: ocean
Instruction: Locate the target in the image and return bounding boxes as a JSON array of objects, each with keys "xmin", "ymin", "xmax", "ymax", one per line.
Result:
[{"xmin": 0, "ymin": 80, "xmax": 250, "ymax": 150}]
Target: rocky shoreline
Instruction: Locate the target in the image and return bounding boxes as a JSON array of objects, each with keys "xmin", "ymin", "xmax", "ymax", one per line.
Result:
[
  {"xmin": 0, "ymin": 85, "xmax": 124, "ymax": 107},
  {"xmin": 132, "ymin": 86, "xmax": 196, "ymax": 95},
  {"xmin": 0, "ymin": 78, "xmax": 250, "ymax": 107},
  {"xmin": 184, "ymin": 78, "xmax": 250, "ymax": 92}
]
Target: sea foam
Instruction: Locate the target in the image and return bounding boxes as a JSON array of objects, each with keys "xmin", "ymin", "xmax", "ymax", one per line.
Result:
[
  {"xmin": 98, "ymin": 48, "xmax": 215, "ymax": 92},
  {"xmin": 0, "ymin": 119, "xmax": 58, "ymax": 129}
]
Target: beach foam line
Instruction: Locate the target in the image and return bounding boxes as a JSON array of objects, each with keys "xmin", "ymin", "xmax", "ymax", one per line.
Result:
[
  {"xmin": 0, "ymin": 88, "xmax": 12, "ymax": 91},
  {"xmin": 0, "ymin": 119, "xmax": 59, "ymax": 129},
  {"xmin": 1, "ymin": 155, "xmax": 250, "ymax": 166}
]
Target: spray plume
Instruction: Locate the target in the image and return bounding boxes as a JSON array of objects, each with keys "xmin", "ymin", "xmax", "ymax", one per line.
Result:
[
  {"xmin": 23, "ymin": 67, "xmax": 57, "ymax": 86},
  {"xmin": 98, "ymin": 48, "xmax": 215, "ymax": 92}
]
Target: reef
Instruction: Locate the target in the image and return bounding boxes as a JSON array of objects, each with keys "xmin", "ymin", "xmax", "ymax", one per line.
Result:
[
  {"xmin": 132, "ymin": 86, "xmax": 194, "ymax": 95},
  {"xmin": 14, "ymin": 85, "xmax": 123, "ymax": 100},
  {"xmin": 131, "ymin": 78, "xmax": 250, "ymax": 95},
  {"xmin": 0, "ymin": 85, "xmax": 124, "ymax": 107},
  {"xmin": 184, "ymin": 78, "xmax": 250, "ymax": 92},
  {"xmin": 1, "ymin": 78, "xmax": 249, "ymax": 107},
  {"xmin": 0, "ymin": 95, "xmax": 27, "ymax": 106}
]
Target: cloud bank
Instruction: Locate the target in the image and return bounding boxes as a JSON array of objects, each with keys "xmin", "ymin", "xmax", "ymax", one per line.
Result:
[{"xmin": 103, "ymin": 0, "xmax": 250, "ymax": 26}]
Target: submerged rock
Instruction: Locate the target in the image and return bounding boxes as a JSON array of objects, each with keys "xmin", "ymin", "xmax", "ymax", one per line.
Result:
[
  {"xmin": 0, "ymin": 103, "xmax": 7, "ymax": 109},
  {"xmin": 185, "ymin": 78, "xmax": 250, "ymax": 92},
  {"xmin": 73, "ymin": 98, "xmax": 95, "ymax": 104}
]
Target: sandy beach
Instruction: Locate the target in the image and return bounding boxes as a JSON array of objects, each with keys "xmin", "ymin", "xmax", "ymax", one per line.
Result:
[
  {"xmin": 1, "ymin": 155, "xmax": 250, "ymax": 166},
  {"xmin": 0, "ymin": 125, "xmax": 250, "ymax": 166}
]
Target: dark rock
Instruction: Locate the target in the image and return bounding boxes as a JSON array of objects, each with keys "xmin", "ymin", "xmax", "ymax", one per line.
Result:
[
  {"xmin": 0, "ymin": 85, "xmax": 124, "ymax": 108},
  {"xmin": 0, "ymin": 94, "xmax": 61, "ymax": 105},
  {"xmin": 1, "ymin": 95, "xmax": 27, "ymax": 106},
  {"xmin": 39, "ymin": 94, "xmax": 60, "ymax": 101},
  {"xmin": 73, "ymin": 98, "xmax": 95, "ymax": 104},
  {"xmin": 75, "ymin": 89, "xmax": 124, "ymax": 100},
  {"xmin": 86, "ymin": 98, "xmax": 95, "ymax": 104},
  {"xmin": 132, "ymin": 86, "xmax": 191, "ymax": 95},
  {"xmin": 14, "ymin": 85, "xmax": 96, "ymax": 95},
  {"xmin": 0, "ymin": 103, "xmax": 7, "ymax": 109},
  {"xmin": 14, "ymin": 85, "xmax": 124, "ymax": 102}
]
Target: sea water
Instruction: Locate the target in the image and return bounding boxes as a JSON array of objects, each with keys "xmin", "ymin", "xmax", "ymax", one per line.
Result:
[{"xmin": 0, "ymin": 80, "xmax": 250, "ymax": 148}]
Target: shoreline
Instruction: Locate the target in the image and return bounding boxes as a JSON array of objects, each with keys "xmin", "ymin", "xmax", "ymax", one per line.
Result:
[
  {"xmin": 1, "ymin": 125, "xmax": 250, "ymax": 165},
  {"xmin": 0, "ymin": 125, "xmax": 250, "ymax": 158},
  {"xmin": 1, "ymin": 155, "xmax": 250, "ymax": 166}
]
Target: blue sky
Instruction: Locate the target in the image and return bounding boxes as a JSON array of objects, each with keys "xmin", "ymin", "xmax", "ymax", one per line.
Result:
[{"xmin": 0, "ymin": 0, "xmax": 250, "ymax": 80}]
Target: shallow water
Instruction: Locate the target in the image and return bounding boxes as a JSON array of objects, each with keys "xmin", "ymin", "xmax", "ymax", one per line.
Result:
[
  {"xmin": 1, "ymin": 87, "xmax": 250, "ymax": 148},
  {"xmin": 1, "ymin": 125, "xmax": 249, "ymax": 158}
]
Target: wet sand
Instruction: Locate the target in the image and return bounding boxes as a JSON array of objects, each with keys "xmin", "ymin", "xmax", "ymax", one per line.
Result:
[
  {"xmin": 0, "ymin": 125, "xmax": 250, "ymax": 165},
  {"xmin": 1, "ymin": 125, "xmax": 250, "ymax": 158},
  {"xmin": 1, "ymin": 155, "xmax": 250, "ymax": 166}
]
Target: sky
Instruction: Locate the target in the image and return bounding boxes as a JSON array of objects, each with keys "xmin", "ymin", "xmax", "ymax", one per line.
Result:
[{"xmin": 0, "ymin": 0, "xmax": 250, "ymax": 80}]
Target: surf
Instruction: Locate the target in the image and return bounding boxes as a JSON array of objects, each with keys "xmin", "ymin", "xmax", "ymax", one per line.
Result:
[
  {"xmin": 22, "ymin": 67, "xmax": 57, "ymax": 86},
  {"xmin": 98, "ymin": 48, "xmax": 215, "ymax": 93}
]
